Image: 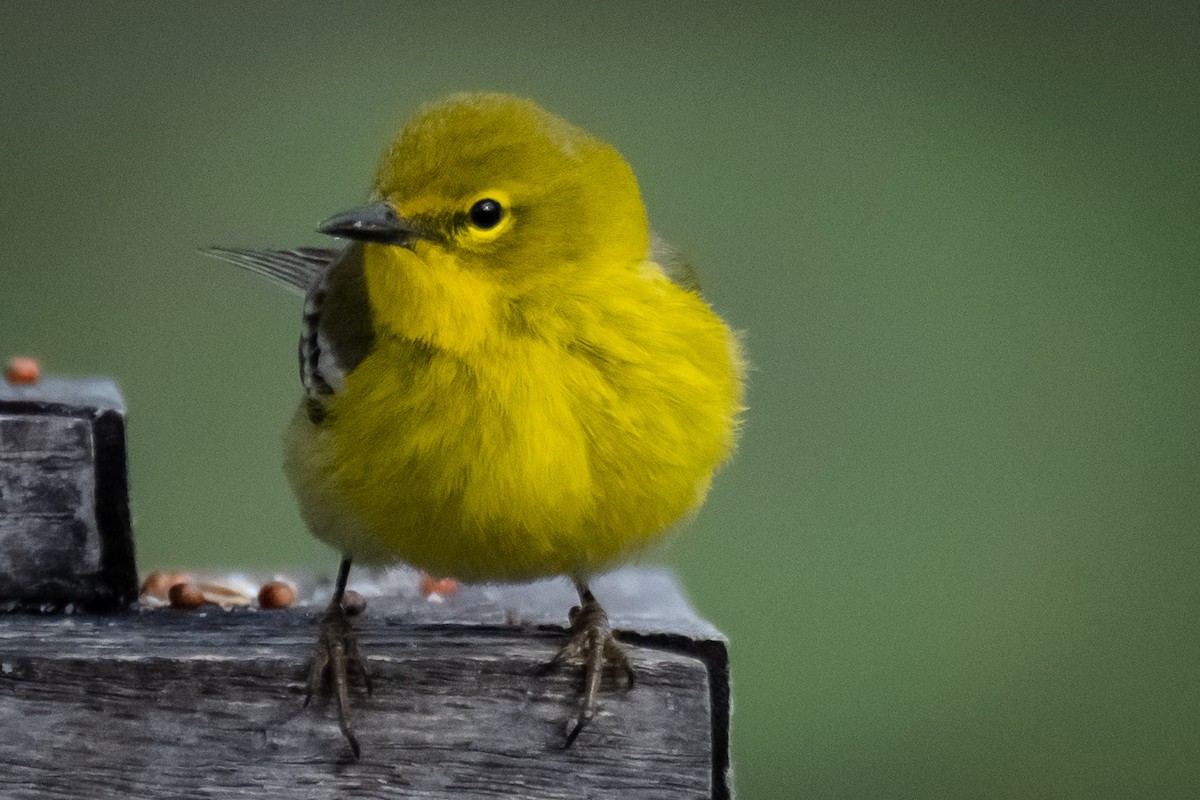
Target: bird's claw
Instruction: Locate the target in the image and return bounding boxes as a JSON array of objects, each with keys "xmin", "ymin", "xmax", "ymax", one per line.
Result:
[
  {"xmin": 543, "ymin": 594, "xmax": 635, "ymax": 748},
  {"xmin": 306, "ymin": 600, "xmax": 371, "ymax": 758}
]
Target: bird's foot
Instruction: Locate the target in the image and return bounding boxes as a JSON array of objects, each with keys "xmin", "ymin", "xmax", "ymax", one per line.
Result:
[
  {"xmin": 542, "ymin": 591, "xmax": 635, "ymax": 747},
  {"xmin": 305, "ymin": 597, "xmax": 372, "ymax": 758}
]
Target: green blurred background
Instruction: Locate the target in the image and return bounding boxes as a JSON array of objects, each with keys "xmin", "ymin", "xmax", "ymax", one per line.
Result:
[{"xmin": 2, "ymin": 2, "xmax": 1197, "ymax": 797}]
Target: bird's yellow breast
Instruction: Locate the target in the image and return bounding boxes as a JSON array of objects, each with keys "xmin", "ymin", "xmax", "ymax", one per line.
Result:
[{"xmin": 285, "ymin": 256, "xmax": 742, "ymax": 583}]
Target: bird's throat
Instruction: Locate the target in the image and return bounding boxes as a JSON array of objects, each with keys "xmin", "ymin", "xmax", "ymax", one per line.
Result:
[{"xmin": 364, "ymin": 243, "xmax": 499, "ymax": 354}]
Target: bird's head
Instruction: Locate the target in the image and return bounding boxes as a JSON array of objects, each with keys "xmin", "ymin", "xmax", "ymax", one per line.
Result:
[{"xmin": 319, "ymin": 93, "xmax": 650, "ymax": 350}]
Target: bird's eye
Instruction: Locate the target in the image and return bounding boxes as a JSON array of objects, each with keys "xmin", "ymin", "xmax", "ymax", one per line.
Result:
[{"xmin": 468, "ymin": 198, "xmax": 504, "ymax": 230}]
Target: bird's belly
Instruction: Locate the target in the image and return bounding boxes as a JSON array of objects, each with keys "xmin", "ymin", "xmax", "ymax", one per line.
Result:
[{"xmin": 286, "ymin": 329, "xmax": 735, "ymax": 582}]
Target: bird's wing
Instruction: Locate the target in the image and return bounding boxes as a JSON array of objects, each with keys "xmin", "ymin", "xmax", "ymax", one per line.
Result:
[
  {"xmin": 202, "ymin": 244, "xmax": 374, "ymax": 422},
  {"xmin": 298, "ymin": 244, "xmax": 375, "ymax": 416},
  {"xmin": 201, "ymin": 246, "xmax": 341, "ymax": 293},
  {"xmin": 649, "ymin": 232, "xmax": 702, "ymax": 294}
]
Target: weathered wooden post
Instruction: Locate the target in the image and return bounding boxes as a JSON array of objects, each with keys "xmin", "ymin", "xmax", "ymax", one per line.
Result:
[
  {"xmin": 0, "ymin": 376, "xmax": 136, "ymax": 611},
  {"xmin": 0, "ymin": 378, "xmax": 731, "ymax": 799}
]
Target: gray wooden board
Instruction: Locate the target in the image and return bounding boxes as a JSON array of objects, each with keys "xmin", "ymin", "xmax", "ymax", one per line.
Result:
[{"xmin": 0, "ymin": 568, "xmax": 731, "ymax": 799}]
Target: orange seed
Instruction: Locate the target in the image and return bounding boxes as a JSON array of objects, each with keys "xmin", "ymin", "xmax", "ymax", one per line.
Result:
[
  {"xmin": 5, "ymin": 356, "xmax": 39, "ymax": 385},
  {"xmin": 168, "ymin": 582, "xmax": 206, "ymax": 610},
  {"xmin": 258, "ymin": 581, "xmax": 296, "ymax": 609}
]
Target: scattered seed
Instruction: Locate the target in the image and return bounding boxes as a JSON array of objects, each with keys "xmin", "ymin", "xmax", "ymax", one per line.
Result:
[
  {"xmin": 420, "ymin": 572, "xmax": 460, "ymax": 597},
  {"xmin": 168, "ymin": 582, "xmax": 206, "ymax": 610},
  {"xmin": 258, "ymin": 581, "xmax": 296, "ymax": 609},
  {"xmin": 341, "ymin": 589, "xmax": 366, "ymax": 616},
  {"xmin": 5, "ymin": 356, "xmax": 40, "ymax": 385}
]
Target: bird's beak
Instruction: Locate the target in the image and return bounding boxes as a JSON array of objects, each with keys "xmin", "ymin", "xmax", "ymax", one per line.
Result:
[{"xmin": 318, "ymin": 201, "xmax": 420, "ymax": 246}]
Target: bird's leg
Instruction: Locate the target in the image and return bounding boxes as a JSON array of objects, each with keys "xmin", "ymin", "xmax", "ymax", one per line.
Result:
[
  {"xmin": 543, "ymin": 580, "xmax": 636, "ymax": 748},
  {"xmin": 305, "ymin": 556, "xmax": 371, "ymax": 758}
]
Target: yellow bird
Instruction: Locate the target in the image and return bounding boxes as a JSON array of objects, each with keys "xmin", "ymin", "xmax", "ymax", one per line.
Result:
[{"xmin": 209, "ymin": 93, "xmax": 744, "ymax": 756}]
